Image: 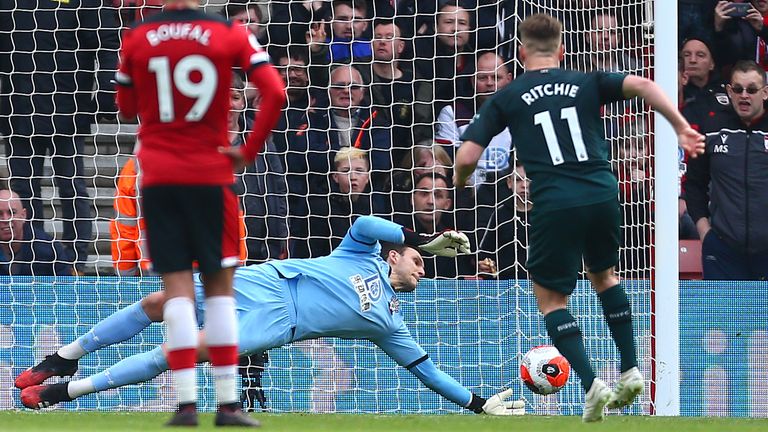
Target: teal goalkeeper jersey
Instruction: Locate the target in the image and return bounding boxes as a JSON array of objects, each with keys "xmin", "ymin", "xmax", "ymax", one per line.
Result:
[{"xmin": 461, "ymin": 68, "xmax": 627, "ymax": 211}]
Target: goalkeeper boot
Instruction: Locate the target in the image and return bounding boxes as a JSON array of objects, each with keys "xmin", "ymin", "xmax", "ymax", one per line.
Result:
[
  {"xmin": 15, "ymin": 353, "xmax": 78, "ymax": 389},
  {"xmin": 166, "ymin": 404, "xmax": 199, "ymax": 427},
  {"xmin": 581, "ymin": 378, "xmax": 611, "ymax": 423},
  {"xmin": 20, "ymin": 383, "xmax": 73, "ymax": 409},
  {"xmin": 607, "ymin": 367, "xmax": 644, "ymax": 409},
  {"xmin": 215, "ymin": 403, "xmax": 261, "ymax": 427}
]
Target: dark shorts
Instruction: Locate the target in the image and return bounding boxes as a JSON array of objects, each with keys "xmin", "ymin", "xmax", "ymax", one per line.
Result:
[
  {"xmin": 526, "ymin": 199, "xmax": 620, "ymax": 294},
  {"xmin": 142, "ymin": 185, "xmax": 240, "ymax": 274}
]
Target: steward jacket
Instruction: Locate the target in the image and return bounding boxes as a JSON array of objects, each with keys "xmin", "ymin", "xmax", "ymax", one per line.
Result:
[
  {"xmin": 110, "ymin": 158, "xmax": 248, "ymax": 275},
  {"xmin": 686, "ymin": 105, "xmax": 768, "ymax": 254}
]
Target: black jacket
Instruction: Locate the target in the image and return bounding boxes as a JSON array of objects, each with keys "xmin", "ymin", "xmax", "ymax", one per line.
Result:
[
  {"xmin": 686, "ymin": 105, "xmax": 768, "ymax": 254},
  {"xmin": 0, "ymin": 0, "xmax": 120, "ymax": 136}
]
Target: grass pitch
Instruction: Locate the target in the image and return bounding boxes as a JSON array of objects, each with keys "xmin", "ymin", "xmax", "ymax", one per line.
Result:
[{"xmin": 0, "ymin": 412, "xmax": 766, "ymax": 432}]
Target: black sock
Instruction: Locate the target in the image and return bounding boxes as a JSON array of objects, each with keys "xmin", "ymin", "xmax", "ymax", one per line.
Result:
[
  {"xmin": 598, "ymin": 284, "xmax": 638, "ymax": 372},
  {"xmin": 544, "ymin": 308, "xmax": 596, "ymax": 392}
]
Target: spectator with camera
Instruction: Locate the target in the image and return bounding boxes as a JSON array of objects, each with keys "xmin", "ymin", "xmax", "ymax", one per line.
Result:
[
  {"xmin": 685, "ymin": 60, "xmax": 768, "ymax": 280},
  {"xmin": 713, "ymin": 1, "xmax": 768, "ymax": 73}
]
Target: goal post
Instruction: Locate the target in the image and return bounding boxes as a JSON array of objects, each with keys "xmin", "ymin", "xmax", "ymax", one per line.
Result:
[{"xmin": 651, "ymin": 0, "xmax": 681, "ymax": 416}]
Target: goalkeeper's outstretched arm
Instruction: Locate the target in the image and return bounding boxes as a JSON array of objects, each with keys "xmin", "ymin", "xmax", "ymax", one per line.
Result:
[{"xmin": 346, "ymin": 216, "xmax": 470, "ymax": 258}]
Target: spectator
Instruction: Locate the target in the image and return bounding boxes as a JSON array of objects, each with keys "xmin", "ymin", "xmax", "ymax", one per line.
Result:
[
  {"xmin": 679, "ymin": 0, "xmax": 719, "ymax": 46},
  {"xmin": 435, "ymin": 52, "xmax": 513, "ymax": 189},
  {"xmin": 477, "ymin": 164, "xmax": 531, "ymax": 280},
  {"xmin": 413, "ymin": 0, "xmax": 476, "ymax": 109},
  {"xmin": 366, "ymin": 19, "xmax": 434, "ymax": 154},
  {"xmin": 221, "ymin": 0, "xmax": 267, "ymax": 43},
  {"xmin": 270, "ymin": 48, "xmax": 323, "ymax": 223},
  {"xmin": 686, "ymin": 60, "xmax": 768, "ymax": 280},
  {"xmin": 292, "ymin": 147, "xmax": 387, "ymax": 258},
  {"xmin": 713, "ymin": 0, "xmax": 768, "ymax": 73},
  {"xmin": 389, "ymin": 142, "xmax": 453, "ymax": 219},
  {"xmin": 305, "ymin": 0, "xmax": 372, "ymax": 88},
  {"xmin": 611, "ymin": 121, "xmax": 653, "ymax": 277},
  {"xmin": 229, "ymin": 75, "xmax": 289, "ymax": 265},
  {"xmin": 681, "ymin": 37, "xmax": 723, "ymax": 104},
  {"xmin": 572, "ymin": 10, "xmax": 641, "ymax": 73},
  {"xmin": 0, "ymin": 1, "xmax": 120, "ymax": 273},
  {"xmin": 0, "ymin": 189, "xmax": 74, "ymax": 276},
  {"xmin": 394, "ymin": 173, "xmax": 474, "ymax": 279},
  {"xmin": 267, "ymin": 0, "xmax": 329, "ymax": 48},
  {"xmin": 306, "ymin": 65, "xmax": 392, "ymax": 194}
]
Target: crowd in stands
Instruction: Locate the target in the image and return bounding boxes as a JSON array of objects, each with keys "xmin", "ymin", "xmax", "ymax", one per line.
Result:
[{"xmin": 1, "ymin": 0, "xmax": 765, "ymax": 281}]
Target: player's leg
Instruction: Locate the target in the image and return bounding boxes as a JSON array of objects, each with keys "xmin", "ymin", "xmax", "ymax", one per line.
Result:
[
  {"xmin": 193, "ymin": 185, "xmax": 259, "ymax": 426},
  {"xmin": 584, "ymin": 200, "xmax": 643, "ymax": 409},
  {"xmin": 527, "ymin": 205, "xmax": 610, "ymax": 422},
  {"xmin": 15, "ymin": 292, "xmax": 164, "ymax": 389},
  {"xmin": 142, "ymin": 185, "xmax": 200, "ymax": 425},
  {"xmin": 20, "ymin": 346, "xmax": 168, "ymax": 409}
]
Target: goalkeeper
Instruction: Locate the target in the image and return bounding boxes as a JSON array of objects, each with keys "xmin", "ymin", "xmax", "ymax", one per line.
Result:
[{"xmin": 17, "ymin": 216, "xmax": 524, "ymax": 416}]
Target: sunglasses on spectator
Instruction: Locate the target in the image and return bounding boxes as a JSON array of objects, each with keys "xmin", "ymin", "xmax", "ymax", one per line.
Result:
[
  {"xmin": 330, "ymin": 82, "xmax": 363, "ymax": 90},
  {"xmin": 728, "ymin": 84, "xmax": 766, "ymax": 95}
]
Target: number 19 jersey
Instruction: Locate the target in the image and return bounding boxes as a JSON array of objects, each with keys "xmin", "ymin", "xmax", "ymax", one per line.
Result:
[
  {"xmin": 461, "ymin": 68, "xmax": 627, "ymax": 211},
  {"xmin": 116, "ymin": 8, "xmax": 270, "ymax": 187}
]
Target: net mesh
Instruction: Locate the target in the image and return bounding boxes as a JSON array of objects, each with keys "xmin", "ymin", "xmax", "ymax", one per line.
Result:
[{"xmin": 0, "ymin": 0, "xmax": 657, "ymax": 414}]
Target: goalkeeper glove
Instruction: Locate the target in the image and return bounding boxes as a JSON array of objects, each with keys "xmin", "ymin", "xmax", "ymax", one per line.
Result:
[
  {"xmin": 402, "ymin": 228, "xmax": 471, "ymax": 257},
  {"xmin": 467, "ymin": 390, "xmax": 525, "ymax": 416}
]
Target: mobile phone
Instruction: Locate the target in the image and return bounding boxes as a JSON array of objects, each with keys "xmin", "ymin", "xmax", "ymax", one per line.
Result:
[{"xmin": 726, "ymin": 2, "xmax": 752, "ymax": 18}]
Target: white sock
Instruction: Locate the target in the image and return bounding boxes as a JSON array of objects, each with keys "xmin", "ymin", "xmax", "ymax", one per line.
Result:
[
  {"xmin": 58, "ymin": 341, "xmax": 87, "ymax": 360},
  {"xmin": 67, "ymin": 378, "xmax": 96, "ymax": 399},
  {"xmin": 204, "ymin": 296, "xmax": 239, "ymax": 406},
  {"xmin": 174, "ymin": 368, "xmax": 197, "ymax": 405},
  {"xmin": 212, "ymin": 365, "xmax": 238, "ymax": 405}
]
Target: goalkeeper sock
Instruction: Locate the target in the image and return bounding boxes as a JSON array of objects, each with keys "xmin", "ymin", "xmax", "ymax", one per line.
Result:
[
  {"xmin": 544, "ymin": 308, "xmax": 596, "ymax": 392},
  {"xmin": 164, "ymin": 296, "xmax": 199, "ymax": 406},
  {"xmin": 71, "ymin": 347, "xmax": 168, "ymax": 398},
  {"xmin": 598, "ymin": 284, "xmax": 638, "ymax": 373},
  {"xmin": 205, "ymin": 296, "xmax": 239, "ymax": 406},
  {"xmin": 59, "ymin": 300, "xmax": 152, "ymax": 360}
]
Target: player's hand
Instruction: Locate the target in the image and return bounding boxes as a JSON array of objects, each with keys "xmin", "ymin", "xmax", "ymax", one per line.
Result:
[
  {"xmin": 219, "ymin": 146, "xmax": 247, "ymax": 172},
  {"xmin": 478, "ymin": 258, "xmax": 497, "ymax": 275},
  {"xmin": 419, "ymin": 230, "xmax": 471, "ymax": 257},
  {"xmin": 482, "ymin": 389, "xmax": 525, "ymax": 416},
  {"xmin": 678, "ymin": 127, "xmax": 705, "ymax": 158}
]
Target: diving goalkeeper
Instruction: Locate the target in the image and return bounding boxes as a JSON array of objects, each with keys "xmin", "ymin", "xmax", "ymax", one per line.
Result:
[{"xmin": 17, "ymin": 216, "xmax": 524, "ymax": 416}]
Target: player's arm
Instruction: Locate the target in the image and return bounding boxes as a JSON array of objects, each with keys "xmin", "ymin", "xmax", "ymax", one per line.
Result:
[
  {"xmin": 345, "ymin": 216, "xmax": 470, "ymax": 257},
  {"xmin": 113, "ymin": 30, "xmax": 138, "ymax": 121},
  {"xmin": 455, "ymin": 97, "xmax": 507, "ymax": 188},
  {"xmin": 622, "ymin": 75, "xmax": 705, "ymax": 158},
  {"xmin": 374, "ymin": 326, "xmax": 524, "ymax": 415}
]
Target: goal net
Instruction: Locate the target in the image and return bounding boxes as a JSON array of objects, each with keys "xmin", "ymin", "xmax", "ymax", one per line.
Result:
[{"xmin": 0, "ymin": 0, "xmax": 657, "ymax": 415}]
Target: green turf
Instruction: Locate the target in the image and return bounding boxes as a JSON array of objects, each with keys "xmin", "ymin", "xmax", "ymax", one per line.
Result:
[{"xmin": 0, "ymin": 412, "xmax": 766, "ymax": 432}]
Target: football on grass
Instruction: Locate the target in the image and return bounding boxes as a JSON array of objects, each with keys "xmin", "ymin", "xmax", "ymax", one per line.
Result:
[{"xmin": 520, "ymin": 345, "xmax": 570, "ymax": 395}]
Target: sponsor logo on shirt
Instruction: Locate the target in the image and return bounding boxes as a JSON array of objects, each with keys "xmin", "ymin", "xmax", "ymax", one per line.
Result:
[{"xmin": 349, "ymin": 273, "xmax": 382, "ymax": 312}]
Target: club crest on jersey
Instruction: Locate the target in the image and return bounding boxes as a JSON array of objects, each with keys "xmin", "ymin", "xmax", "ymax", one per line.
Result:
[
  {"xmin": 715, "ymin": 93, "xmax": 730, "ymax": 106},
  {"xmin": 389, "ymin": 296, "xmax": 400, "ymax": 315}
]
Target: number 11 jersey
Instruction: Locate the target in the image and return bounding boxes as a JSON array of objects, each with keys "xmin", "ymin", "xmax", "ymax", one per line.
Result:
[
  {"xmin": 116, "ymin": 8, "xmax": 270, "ymax": 187},
  {"xmin": 461, "ymin": 68, "xmax": 627, "ymax": 211}
]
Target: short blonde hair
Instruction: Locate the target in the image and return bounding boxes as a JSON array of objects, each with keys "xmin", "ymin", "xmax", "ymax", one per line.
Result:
[
  {"xmin": 519, "ymin": 14, "xmax": 562, "ymax": 55},
  {"xmin": 334, "ymin": 146, "xmax": 369, "ymax": 168}
]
